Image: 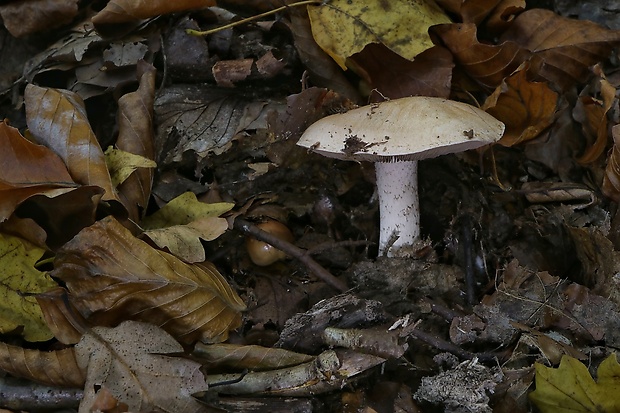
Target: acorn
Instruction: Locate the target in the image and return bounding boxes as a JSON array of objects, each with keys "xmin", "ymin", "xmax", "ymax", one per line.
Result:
[{"xmin": 245, "ymin": 220, "xmax": 294, "ymax": 266}]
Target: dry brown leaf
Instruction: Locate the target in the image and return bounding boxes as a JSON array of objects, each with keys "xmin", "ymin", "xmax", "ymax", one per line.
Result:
[
  {"xmin": 431, "ymin": 22, "xmax": 531, "ymax": 89},
  {"xmin": 0, "ymin": 0, "xmax": 78, "ymax": 37},
  {"xmin": 435, "ymin": 0, "xmax": 502, "ymax": 25},
  {"xmin": 24, "ymin": 85, "xmax": 120, "ymax": 204},
  {"xmin": 501, "ymin": 9, "xmax": 620, "ymax": 90},
  {"xmin": 192, "ymin": 343, "xmax": 313, "ymax": 372},
  {"xmin": 288, "ymin": 12, "xmax": 361, "ymax": 102},
  {"xmin": 349, "ymin": 44, "xmax": 454, "ymax": 100},
  {"xmin": 92, "ymin": 0, "xmax": 216, "ymax": 25},
  {"xmin": 0, "ymin": 342, "xmax": 84, "ymax": 388},
  {"xmin": 574, "ymin": 76, "xmax": 616, "ymax": 164},
  {"xmin": 75, "ymin": 321, "xmax": 209, "ymax": 413},
  {"xmin": 37, "ymin": 287, "xmax": 89, "ymax": 345},
  {"xmin": 116, "ymin": 62, "xmax": 157, "ymax": 222},
  {"xmin": 0, "ymin": 119, "xmax": 79, "ymax": 224},
  {"xmin": 51, "ymin": 216, "xmax": 246, "ymax": 343},
  {"xmin": 482, "ymin": 66, "xmax": 559, "ymax": 146},
  {"xmin": 603, "ymin": 124, "xmax": 620, "ymax": 203}
]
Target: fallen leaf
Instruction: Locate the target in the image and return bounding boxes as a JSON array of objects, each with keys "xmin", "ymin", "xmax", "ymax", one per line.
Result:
[
  {"xmin": 603, "ymin": 125, "xmax": 620, "ymax": 203},
  {"xmin": 500, "ymin": 9, "xmax": 620, "ymax": 90},
  {"xmin": 141, "ymin": 191, "xmax": 234, "ymax": 229},
  {"xmin": 52, "ymin": 216, "xmax": 246, "ymax": 343},
  {"xmin": 0, "ymin": 0, "xmax": 78, "ymax": 37},
  {"xmin": 24, "ymin": 84, "xmax": 120, "ymax": 204},
  {"xmin": 115, "ymin": 61, "xmax": 157, "ymax": 222},
  {"xmin": 0, "ymin": 343, "xmax": 84, "ymax": 388},
  {"xmin": 349, "ymin": 44, "xmax": 454, "ymax": 100},
  {"xmin": 105, "ymin": 147, "xmax": 157, "ymax": 187},
  {"xmin": 37, "ymin": 287, "xmax": 89, "ymax": 345},
  {"xmin": 192, "ymin": 343, "xmax": 313, "ymax": 372},
  {"xmin": 92, "ymin": 0, "xmax": 216, "ymax": 25},
  {"xmin": 482, "ymin": 65, "xmax": 559, "ymax": 146},
  {"xmin": 0, "ymin": 120, "xmax": 79, "ymax": 224},
  {"xmin": 574, "ymin": 74, "xmax": 616, "ymax": 164},
  {"xmin": 75, "ymin": 320, "xmax": 210, "ymax": 413},
  {"xmin": 308, "ymin": 0, "xmax": 450, "ymax": 69},
  {"xmin": 143, "ymin": 217, "xmax": 229, "ymax": 263},
  {"xmin": 0, "ymin": 232, "xmax": 56, "ymax": 341},
  {"xmin": 431, "ymin": 22, "xmax": 531, "ymax": 89},
  {"xmin": 529, "ymin": 354, "xmax": 620, "ymax": 413}
]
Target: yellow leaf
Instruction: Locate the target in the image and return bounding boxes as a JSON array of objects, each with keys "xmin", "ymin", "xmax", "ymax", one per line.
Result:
[
  {"xmin": 141, "ymin": 192, "xmax": 234, "ymax": 229},
  {"xmin": 529, "ymin": 354, "xmax": 620, "ymax": 413},
  {"xmin": 0, "ymin": 233, "xmax": 56, "ymax": 341},
  {"xmin": 143, "ymin": 217, "xmax": 229, "ymax": 263},
  {"xmin": 308, "ymin": 0, "xmax": 450, "ymax": 69},
  {"xmin": 104, "ymin": 146, "xmax": 157, "ymax": 187}
]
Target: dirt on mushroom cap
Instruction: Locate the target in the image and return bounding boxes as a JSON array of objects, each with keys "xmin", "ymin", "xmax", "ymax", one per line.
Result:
[{"xmin": 297, "ymin": 96, "xmax": 505, "ymax": 162}]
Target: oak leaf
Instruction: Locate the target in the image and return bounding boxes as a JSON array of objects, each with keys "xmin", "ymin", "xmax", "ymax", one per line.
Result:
[
  {"xmin": 529, "ymin": 354, "xmax": 620, "ymax": 412},
  {"xmin": 308, "ymin": 0, "xmax": 450, "ymax": 70},
  {"xmin": 52, "ymin": 216, "xmax": 246, "ymax": 343},
  {"xmin": 76, "ymin": 321, "xmax": 210, "ymax": 413}
]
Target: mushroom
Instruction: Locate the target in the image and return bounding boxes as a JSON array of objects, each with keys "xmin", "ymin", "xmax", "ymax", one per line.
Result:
[
  {"xmin": 297, "ymin": 96, "xmax": 505, "ymax": 257},
  {"xmin": 245, "ymin": 219, "xmax": 294, "ymax": 266}
]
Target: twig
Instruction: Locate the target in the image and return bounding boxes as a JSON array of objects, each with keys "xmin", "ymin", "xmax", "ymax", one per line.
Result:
[
  {"xmin": 0, "ymin": 377, "xmax": 81, "ymax": 411},
  {"xmin": 234, "ymin": 218, "xmax": 348, "ymax": 292},
  {"xmin": 186, "ymin": 0, "xmax": 322, "ymax": 37},
  {"xmin": 406, "ymin": 327, "xmax": 500, "ymax": 363}
]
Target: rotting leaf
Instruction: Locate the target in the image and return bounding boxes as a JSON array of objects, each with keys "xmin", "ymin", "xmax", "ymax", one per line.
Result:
[
  {"xmin": 0, "ymin": 232, "xmax": 56, "ymax": 341},
  {"xmin": 24, "ymin": 84, "xmax": 120, "ymax": 204},
  {"xmin": 482, "ymin": 65, "xmax": 559, "ymax": 147},
  {"xmin": 529, "ymin": 354, "xmax": 620, "ymax": 413},
  {"xmin": 51, "ymin": 216, "xmax": 246, "ymax": 343},
  {"xmin": 75, "ymin": 320, "xmax": 210, "ymax": 413},
  {"xmin": 307, "ymin": 0, "xmax": 450, "ymax": 70}
]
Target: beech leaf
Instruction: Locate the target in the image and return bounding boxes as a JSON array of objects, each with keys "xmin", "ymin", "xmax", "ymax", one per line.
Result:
[
  {"xmin": 529, "ymin": 354, "xmax": 620, "ymax": 413},
  {"xmin": 0, "ymin": 343, "xmax": 84, "ymax": 388},
  {"xmin": 52, "ymin": 216, "xmax": 246, "ymax": 343},
  {"xmin": 482, "ymin": 66, "xmax": 559, "ymax": 147},
  {"xmin": 92, "ymin": 0, "xmax": 216, "ymax": 25},
  {"xmin": 75, "ymin": 320, "xmax": 210, "ymax": 413},
  {"xmin": 24, "ymin": 84, "xmax": 120, "ymax": 203},
  {"xmin": 308, "ymin": 0, "xmax": 450, "ymax": 69},
  {"xmin": 0, "ymin": 232, "xmax": 56, "ymax": 342},
  {"xmin": 141, "ymin": 192, "xmax": 234, "ymax": 229},
  {"xmin": 104, "ymin": 146, "xmax": 156, "ymax": 187}
]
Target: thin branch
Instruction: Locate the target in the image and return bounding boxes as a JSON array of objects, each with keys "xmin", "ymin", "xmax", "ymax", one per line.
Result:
[{"xmin": 234, "ymin": 218, "xmax": 348, "ymax": 292}]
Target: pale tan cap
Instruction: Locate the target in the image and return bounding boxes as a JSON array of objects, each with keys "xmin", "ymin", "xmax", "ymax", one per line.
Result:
[{"xmin": 297, "ymin": 96, "xmax": 505, "ymax": 161}]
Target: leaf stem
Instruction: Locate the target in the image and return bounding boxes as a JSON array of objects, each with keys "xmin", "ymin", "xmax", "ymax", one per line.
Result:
[{"xmin": 186, "ymin": 0, "xmax": 322, "ymax": 36}]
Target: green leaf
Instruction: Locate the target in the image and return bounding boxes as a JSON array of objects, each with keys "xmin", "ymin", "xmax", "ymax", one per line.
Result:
[
  {"xmin": 104, "ymin": 146, "xmax": 157, "ymax": 187},
  {"xmin": 529, "ymin": 354, "xmax": 620, "ymax": 412},
  {"xmin": 141, "ymin": 192, "xmax": 234, "ymax": 229},
  {"xmin": 0, "ymin": 233, "xmax": 56, "ymax": 341}
]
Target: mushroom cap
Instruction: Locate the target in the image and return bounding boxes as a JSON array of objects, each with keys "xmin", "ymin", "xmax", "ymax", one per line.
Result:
[{"xmin": 297, "ymin": 96, "xmax": 505, "ymax": 162}]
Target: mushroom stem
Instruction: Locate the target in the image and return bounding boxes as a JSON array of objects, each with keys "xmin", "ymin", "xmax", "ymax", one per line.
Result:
[{"xmin": 375, "ymin": 160, "xmax": 420, "ymax": 257}]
